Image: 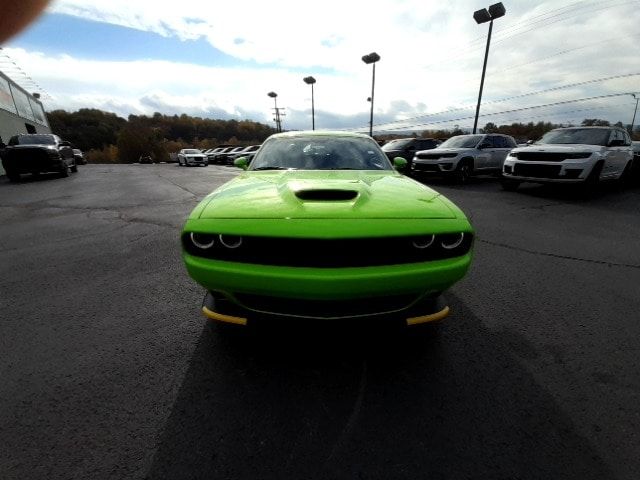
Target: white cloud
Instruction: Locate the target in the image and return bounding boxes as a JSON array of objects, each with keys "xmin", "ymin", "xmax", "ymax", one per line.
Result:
[{"xmin": 4, "ymin": 0, "xmax": 639, "ymax": 131}]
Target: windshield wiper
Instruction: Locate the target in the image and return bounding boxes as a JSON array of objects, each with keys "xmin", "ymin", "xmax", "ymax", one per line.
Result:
[{"xmin": 252, "ymin": 166, "xmax": 291, "ymax": 170}]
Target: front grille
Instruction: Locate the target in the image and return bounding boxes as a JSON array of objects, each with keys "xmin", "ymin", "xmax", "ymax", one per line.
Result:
[
  {"xmin": 413, "ymin": 163, "xmax": 441, "ymax": 172},
  {"xmin": 183, "ymin": 233, "xmax": 473, "ymax": 267},
  {"xmin": 234, "ymin": 292, "xmax": 419, "ymax": 317},
  {"xmin": 415, "ymin": 153, "xmax": 456, "ymax": 160},
  {"xmin": 514, "ymin": 152, "xmax": 591, "ymax": 161},
  {"xmin": 513, "ymin": 164, "xmax": 562, "ymax": 178}
]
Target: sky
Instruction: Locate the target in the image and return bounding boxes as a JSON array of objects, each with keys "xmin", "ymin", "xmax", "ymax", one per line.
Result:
[{"xmin": 1, "ymin": 0, "xmax": 639, "ymax": 133}]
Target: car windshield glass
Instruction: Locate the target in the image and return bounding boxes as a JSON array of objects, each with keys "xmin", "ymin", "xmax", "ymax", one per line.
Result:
[
  {"xmin": 14, "ymin": 135, "xmax": 56, "ymax": 145},
  {"xmin": 183, "ymin": 149, "xmax": 200, "ymax": 154},
  {"xmin": 250, "ymin": 136, "xmax": 393, "ymax": 171},
  {"xmin": 538, "ymin": 128, "xmax": 610, "ymax": 146},
  {"xmin": 438, "ymin": 135, "xmax": 483, "ymax": 149},
  {"xmin": 381, "ymin": 139, "xmax": 412, "ymax": 151}
]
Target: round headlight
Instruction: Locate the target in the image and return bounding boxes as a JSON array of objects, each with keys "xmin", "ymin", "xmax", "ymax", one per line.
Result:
[
  {"xmin": 412, "ymin": 234, "xmax": 435, "ymax": 249},
  {"xmin": 219, "ymin": 234, "xmax": 243, "ymax": 249},
  {"xmin": 190, "ymin": 232, "xmax": 215, "ymax": 249},
  {"xmin": 441, "ymin": 232, "xmax": 465, "ymax": 250}
]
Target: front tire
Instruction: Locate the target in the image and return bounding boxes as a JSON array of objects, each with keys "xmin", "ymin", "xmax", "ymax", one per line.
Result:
[
  {"xmin": 456, "ymin": 160, "xmax": 473, "ymax": 184},
  {"xmin": 6, "ymin": 170, "xmax": 20, "ymax": 182},
  {"xmin": 70, "ymin": 161, "xmax": 78, "ymax": 173},
  {"xmin": 59, "ymin": 163, "xmax": 69, "ymax": 178},
  {"xmin": 581, "ymin": 161, "xmax": 602, "ymax": 195}
]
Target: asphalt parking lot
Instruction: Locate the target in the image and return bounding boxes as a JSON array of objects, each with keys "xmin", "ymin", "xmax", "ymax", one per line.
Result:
[{"xmin": 1, "ymin": 164, "xmax": 639, "ymax": 480}]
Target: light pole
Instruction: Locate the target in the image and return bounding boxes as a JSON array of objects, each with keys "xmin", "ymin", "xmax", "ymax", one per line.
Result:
[
  {"xmin": 303, "ymin": 76, "xmax": 316, "ymax": 130},
  {"xmin": 472, "ymin": 2, "xmax": 506, "ymax": 134},
  {"xmin": 630, "ymin": 93, "xmax": 639, "ymax": 137},
  {"xmin": 267, "ymin": 91, "xmax": 281, "ymax": 132},
  {"xmin": 362, "ymin": 52, "xmax": 380, "ymax": 137}
]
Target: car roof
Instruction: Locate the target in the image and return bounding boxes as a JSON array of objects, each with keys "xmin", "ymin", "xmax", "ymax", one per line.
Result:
[{"xmin": 268, "ymin": 130, "xmax": 374, "ymax": 140}]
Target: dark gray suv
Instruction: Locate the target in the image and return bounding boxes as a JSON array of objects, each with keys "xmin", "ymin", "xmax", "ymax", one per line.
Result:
[{"xmin": 381, "ymin": 138, "xmax": 440, "ymax": 169}]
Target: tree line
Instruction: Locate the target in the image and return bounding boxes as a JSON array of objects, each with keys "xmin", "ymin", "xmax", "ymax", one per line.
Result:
[{"xmin": 47, "ymin": 109, "xmax": 276, "ymax": 163}]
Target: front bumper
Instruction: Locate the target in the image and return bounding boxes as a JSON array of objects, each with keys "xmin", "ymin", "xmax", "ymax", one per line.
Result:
[
  {"xmin": 3, "ymin": 150, "xmax": 65, "ymax": 174},
  {"xmin": 412, "ymin": 160, "xmax": 457, "ymax": 175},
  {"xmin": 201, "ymin": 289, "xmax": 451, "ymax": 324},
  {"xmin": 503, "ymin": 157, "xmax": 595, "ymax": 183},
  {"xmin": 184, "ymin": 251, "xmax": 471, "ymax": 303}
]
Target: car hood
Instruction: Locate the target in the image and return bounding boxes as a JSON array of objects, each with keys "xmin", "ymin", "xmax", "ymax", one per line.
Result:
[
  {"xmin": 425, "ymin": 148, "xmax": 475, "ymax": 155},
  {"xmin": 512, "ymin": 144, "xmax": 605, "ymax": 154},
  {"xmin": 198, "ymin": 170, "xmax": 458, "ymax": 219}
]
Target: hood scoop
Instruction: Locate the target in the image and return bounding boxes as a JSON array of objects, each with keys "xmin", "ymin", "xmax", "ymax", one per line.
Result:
[{"xmin": 295, "ymin": 189, "xmax": 358, "ymax": 201}]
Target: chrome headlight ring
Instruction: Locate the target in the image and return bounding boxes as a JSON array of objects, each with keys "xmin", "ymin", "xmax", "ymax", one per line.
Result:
[
  {"xmin": 412, "ymin": 235, "xmax": 436, "ymax": 249},
  {"xmin": 190, "ymin": 232, "xmax": 215, "ymax": 249},
  {"xmin": 441, "ymin": 232, "xmax": 465, "ymax": 250},
  {"xmin": 219, "ymin": 234, "xmax": 243, "ymax": 249}
]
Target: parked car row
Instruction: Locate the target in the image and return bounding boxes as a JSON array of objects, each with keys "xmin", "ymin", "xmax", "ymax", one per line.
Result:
[
  {"xmin": 405, "ymin": 126, "xmax": 636, "ymax": 192},
  {"xmin": 173, "ymin": 144, "xmax": 263, "ymax": 167},
  {"xmin": 202, "ymin": 145, "xmax": 262, "ymax": 165}
]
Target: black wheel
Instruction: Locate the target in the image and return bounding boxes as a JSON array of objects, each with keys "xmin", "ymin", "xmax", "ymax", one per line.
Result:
[
  {"xmin": 456, "ymin": 160, "xmax": 473, "ymax": 184},
  {"xmin": 59, "ymin": 163, "xmax": 69, "ymax": 177},
  {"xmin": 581, "ymin": 161, "xmax": 602, "ymax": 195},
  {"xmin": 6, "ymin": 170, "xmax": 20, "ymax": 182},
  {"xmin": 617, "ymin": 160, "xmax": 633, "ymax": 189},
  {"xmin": 70, "ymin": 161, "xmax": 78, "ymax": 173},
  {"xmin": 501, "ymin": 178, "xmax": 520, "ymax": 191}
]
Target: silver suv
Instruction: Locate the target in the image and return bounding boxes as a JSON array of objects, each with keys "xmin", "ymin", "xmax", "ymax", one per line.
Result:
[
  {"xmin": 502, "ymin": 127, "xmax": 634, "ymax": 191},
  {"xmin": 411, "ymin": 134, "xmax": 517, "ymax": 183}
]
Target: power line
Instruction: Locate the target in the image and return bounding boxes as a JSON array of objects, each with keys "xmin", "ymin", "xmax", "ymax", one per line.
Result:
[
  {"xmin": 364, "ymin": 73, "xmax": 640, "ymax": 131},
  {"xmin": 368, "ymin": 92, "xmax": 636, "ymax": 132}
]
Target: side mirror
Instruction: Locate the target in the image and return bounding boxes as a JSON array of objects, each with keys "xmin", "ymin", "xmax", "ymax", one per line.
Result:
[
  {"xmin": 608, "ymin": 139, "xmax": 625, "ymax": 147},
  {"xmin": 393, "ymin": 157, "xmax": 408, "ymax": 171},
  {"xmin": 526, "ymin": 140, "xmax": 534, "ymax": 145},
  {"xmin": 59, "ymin": 141, "xmax": 72, "ymax": 147},
  {"xmin": 477, "ymin": 142, "xmax": 490, "ymax": 149},
  {"xmin": 234, "ymin": 156, "xmax": 249, "ymax": 170}
]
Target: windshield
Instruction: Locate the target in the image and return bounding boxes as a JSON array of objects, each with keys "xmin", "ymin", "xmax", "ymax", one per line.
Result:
[
  {"xmin": 381, "ymin": 139, "xmax": 412, "ymax": 151},
  {"xmin": 538, "ymin": 128, "xmax": 610, "ymax": 146},
  {"xmin": 183, "ymin": 149, "xmax": 201, "ymax": 154},
  {"xmin": 250, "ymin": 136, "xmax": 393, "ymax": 171},
  {"xmin": 10, "ymin": 135, "xmax": 56, "ymax": 145},
  {"xmin": 438, "ymin": 135, "xmax": 483, "ymax": 149}
]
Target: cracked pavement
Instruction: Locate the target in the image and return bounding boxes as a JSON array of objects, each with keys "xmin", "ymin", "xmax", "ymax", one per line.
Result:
[{"xmin": 1, "ymin": 164, "xmax": 639, "ymax": 480}]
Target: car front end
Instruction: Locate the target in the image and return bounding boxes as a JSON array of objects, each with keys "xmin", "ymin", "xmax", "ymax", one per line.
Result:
[
  {"xmin": 185, "ymin": 154, "xmax": 208, "ymax": 166},
  {"xmin": 3, "ymin": 144, "xmax": 66, "ymax": 174},
  {"xmin": 411, "ymin": 149, "xmax": 464, "ymax": 176},
  {"xmin": 181, "ymin": 139, "xmax": 474, "ymax": 326},
  {"xmin": 503, "ymin": 145, "xmax": 603, "ymax": 184}
]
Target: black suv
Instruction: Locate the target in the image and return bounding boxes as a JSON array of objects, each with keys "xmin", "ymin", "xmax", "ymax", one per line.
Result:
[
  {"xmin": 381, "ymin": 138, "xmax": 441, "ymax": 169},
  {"xmin": 2, "ymin": 134, "xmax": 77, "ymax": 181}
]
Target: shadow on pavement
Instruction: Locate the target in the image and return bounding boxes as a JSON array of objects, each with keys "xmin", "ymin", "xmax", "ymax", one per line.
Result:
[{"xmin": 146, "ymin": 294, "xmax": 613, "ymax": 480}]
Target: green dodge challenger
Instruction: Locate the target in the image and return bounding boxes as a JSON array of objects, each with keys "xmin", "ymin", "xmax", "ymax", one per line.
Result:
[{"xmin": 181, "ymin": 131, "xmax": 474, "ymax": 326}]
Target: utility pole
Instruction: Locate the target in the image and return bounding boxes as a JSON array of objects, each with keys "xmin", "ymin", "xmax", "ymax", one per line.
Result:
[{"xmin": 267, "ymin": 91, "xmax": 285, "ymax": 132}]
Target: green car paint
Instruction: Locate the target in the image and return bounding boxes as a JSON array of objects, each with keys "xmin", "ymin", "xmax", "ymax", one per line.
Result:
[{"xmin": 181, "ymin": 131, "xmax": 474, "ymax": 319}]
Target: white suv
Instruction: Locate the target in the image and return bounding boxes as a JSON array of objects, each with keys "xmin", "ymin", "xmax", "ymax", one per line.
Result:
[
  {"xmin": 411, "ymin": 134, "xmax": 517, "ymax": 183},
  {"xmin": 502, "ymin": 127, "xmax": 634, "ymax": 191}
]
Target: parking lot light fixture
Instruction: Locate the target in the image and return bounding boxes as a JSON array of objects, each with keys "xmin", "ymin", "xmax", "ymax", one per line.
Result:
[
  {"xmin": 303, "ymin": 76, "xmax": 316, "ymax": 130},
  {"xmin": 362, "ymin": 52, "xmax": 381, "ymax": 137},
  {"xmin": 472, "ymin": 2, "xmax": 506, "ymax": 134}
]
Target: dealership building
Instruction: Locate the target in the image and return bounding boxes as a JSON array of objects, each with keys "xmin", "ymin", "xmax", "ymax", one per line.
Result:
[{"xmin": 0, "ymin": 70, "xmax": 51, "ymax": 175}]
